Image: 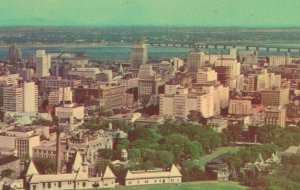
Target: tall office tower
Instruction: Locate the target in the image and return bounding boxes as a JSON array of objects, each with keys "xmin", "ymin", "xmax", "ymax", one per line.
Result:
[
  {"xmin": 214, "ymin": 66, "xmax": 231, "ymax": 87},
  {"xmin": 3, "ymin": 85, "xmax": 23, "ymax": 112},
  {"xmin": 130, "ymin": 39, "xmax": 147, "ymax": 69},
  {"xmin": 137, "ymin": 64, "xmax": 163, "ymax": 105},
  {"xmin": 159, "ymin": 86, "xmax": 215, "ymax": 118},
  {"xmin": 23, "ymin": 82, "xmax": 38, "ymax": 113},
  {"xmin": 261, "ymin": 88, "xmax": 289, "ymax": 107},
  {"xmin": 196, "ymin": 67, "xmax": 217, "ymax": 83},
  {"xmin": 214, "ymin": 59, "xmax": 241, "ymax": 88},
  {"xmin": 187, "ymin": 50, "xmax": 206, "ymax": 81},
  {"xmin": 35, "ymin": 50, "xmax": 51, "ymax": 79},
  {"xmin": 8, "ymin": 43, "xmax": 22, "ymax": 63}
]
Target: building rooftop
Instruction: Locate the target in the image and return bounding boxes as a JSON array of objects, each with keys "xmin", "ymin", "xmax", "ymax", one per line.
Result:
[{"xmin": 0, "ymin": 155, "xmax": 19, "ymax": 166}]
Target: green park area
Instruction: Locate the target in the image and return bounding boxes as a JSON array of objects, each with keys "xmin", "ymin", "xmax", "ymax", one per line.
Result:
[
  {"xmin": 194, "ymin": 146, "xmax": 240, "ymax": 170},
  {"xmin": 116, "ymin": 181, "xmax": 246, "ymax": 190}
]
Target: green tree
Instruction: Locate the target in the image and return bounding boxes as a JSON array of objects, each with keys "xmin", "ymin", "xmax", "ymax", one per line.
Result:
[
  {"xmin": 98, "ymin": 149, "xmax": 113, "ymax": 160},
  {"xmin": 95, "ymin": 159, "xmax": 111, "ymax": 175},
  {"xmin": 33, "ymin": 158, "xmax": 56, "ymax": 174},
  {"xmin": 128, "ymin": 149, "xmax": 141, "ymax": 163}
]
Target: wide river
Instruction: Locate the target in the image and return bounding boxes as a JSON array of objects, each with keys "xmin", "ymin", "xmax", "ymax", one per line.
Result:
[{"xmin": 0, "ymin": 46, "xmax": 298, "ymax": 61}]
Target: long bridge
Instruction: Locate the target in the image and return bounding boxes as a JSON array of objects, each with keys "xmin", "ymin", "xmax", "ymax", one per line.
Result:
[{"xmin": 149, "ymin": 42, "xmax": 300, "ymax": 53}]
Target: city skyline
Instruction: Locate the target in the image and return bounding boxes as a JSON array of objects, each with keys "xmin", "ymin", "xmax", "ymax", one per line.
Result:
[{"xmin": 0, "ymin": 0, "xmax": 300, "ymax": 27}]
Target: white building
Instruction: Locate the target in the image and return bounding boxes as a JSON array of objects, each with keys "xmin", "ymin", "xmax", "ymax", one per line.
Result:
[
  {"xmin": 68, "ymin": 68, "xmax": 101, "ymax": 79},
  {"xmin": 214, "ymin": 58, "xmax": 241, "ymax": 78},
  {"xmin": 26, "ymin": 151, "xmax": 116, "ymax": 190},
  {"xmin": 3, "ymin": 82, "xmax": 38, "ymax": 113},
  {"xmin": 3, "ymin": 85, "xmax": 23, "ymax": 112},
  {"xmin": 229, "ymin": 98, "xmax": 252, "ymax": 115},
  {"xmin": 0, "ymin": 73, "xmax": 20, "ymax": 85},
  {"xmin": 159, "ymin": 86, "xmax": 214, "ymax": 118},
  {"xmin": 23, "ymin": 82, "xmax": 38, "ymax": 113},
  {"xmin": 55, "ymin": 103, "xmax": 84, "ymax": 121},
  {"xmin": 48, "ymin": 87, "xmax": 73, "ymax": 106},
  {"xmin": 35, "ymin": 50, "xmax": 51, "ymax": 79},
  {"xmin": 197, "ymin": 67, "xmax": 217, "ymax": 83},
  {"xmin": 119, "ymin": 164, "xmax": 181, "ymax": 186},
  {"xmin": 269, "ymin": 54, "xmax": 292, "ymax": 66}
]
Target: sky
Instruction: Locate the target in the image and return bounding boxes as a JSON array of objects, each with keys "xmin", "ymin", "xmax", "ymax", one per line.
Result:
[{"xmin": 0, "ymin": 0, "xmax": 300, "ymax": 27}]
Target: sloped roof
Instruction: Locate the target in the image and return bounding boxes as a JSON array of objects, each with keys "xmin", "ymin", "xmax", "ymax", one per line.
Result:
[
  {"xmin": 26, "ymin": 160, "xmax": 39, "ymax": 176},
  {"xmin": 122, "ymin": 164, "xmax": 181, "ymax": 180},
  {"xmin": 72, "ymin": 151, "xmax": 83, "ymax": 171},
  {"xmin": 30, "ymin": 173, "xmax": 76, "ymax": 183},
  {"xmin": 102, "ymin": 166, "xmax": 116, "ymax": 179},
  {"xmin": 75, "ymin": 166, "xmax": 88, "ymax": 181},
  {"xmin": 0, "ymin": 155, "xmax": 19, "ymax": 166}
]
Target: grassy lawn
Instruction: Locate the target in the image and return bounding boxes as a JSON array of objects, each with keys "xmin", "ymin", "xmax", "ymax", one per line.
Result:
[
  {"xmin": 116, "ymin": 181, "xmax": 246, "ymax": 190},
  {"xmin": 194, "ymin": 147, "xmax": 240, "ymax": 170}
]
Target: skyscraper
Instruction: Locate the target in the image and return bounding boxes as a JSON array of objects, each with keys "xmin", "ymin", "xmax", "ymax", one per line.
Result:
[
  {"xmin": 187, "ymin": 50, "xmax": 206, "ymax": 73},
  {"xmin": 261, "ymin": 88, "xmax": 289, "ymax": 107},
  {"xmin": 35, "ymin": 50, "xmax": 51, "ymax": 79},
  {"xmin": 8, "ymin": 43, "xmax": 22, "ymax": 63},
  {"xmin": 3, "ymin": 85, "xmax": 23, "ymax": 112},
  {"xmin": 130, "ymin": 39, "xmax": 147, "ymax": 69},
  {"xmin": 2, "ymin": 82, "xmax": 38, "ymax": 113},
  {"xmin": 23, "ymin": 82, "xmax": 38, "ymax": 113}
]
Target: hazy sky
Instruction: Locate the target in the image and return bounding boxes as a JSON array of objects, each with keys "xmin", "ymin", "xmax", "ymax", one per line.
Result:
[{"xmin": 1, "ymin": 0, "xmax": 300, "ymax": 27}]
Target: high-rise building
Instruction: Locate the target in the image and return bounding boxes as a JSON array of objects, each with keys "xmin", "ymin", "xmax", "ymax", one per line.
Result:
[
  {"xmin": 187, "ymin": 50, "xmax": 206, "ymax": 73},
  {"xmin": 137, "ymin": 65, "xmax": 163, "ymax": 105},
  {"xmin": 196, "ymin": 67, "xmax": 217, "ymax": 83},
  {"xmin": 3, "ymin": 85, "xmax": 23, "ymax": 112},
  {"xmin": 0, "ymin": 73, "xmax": 20, "ymax": 85},
  {"xmin": 35, "ymin": 50, "xmax": 51, "ymax": 79},
  {"xmin": 214, "ymin": 58, "xmax": 241, "ymax": 88},
  {"xmin": 214, "ymin": 66, "xmax": 231, "ymax": 87},
  {"xmin": 229, "ymin": 98, "xmax": 252, "ymax": 115},
  {"xmin": 2, "ymin": 82, "xmax": 38, "ymax": 113},
  {"xmin": 264, "ymin": 106, "xmax": 286, "ymax": 128},
  {"xmin": 159, "ymin": 86, "xmax": 214, "ymax": 118},
  {"xmin": 261, "ymin": 88, "xmax": 289, "ymax": 107},
  {"xmin": 23, "ymin": 82, "xmax": 38, "ymax": 112},
  {"xmin": 8, "ymin": 44, "xmax": 22, "ymax": 63},
  {"xmin": 246, "ymin": 69, "xmax": 281, "ymax": 92},
  {"xmin": 130, "ymin": 39, "xmax": 147, "ymax": 69},
  {"xmin": 48, "ymin": 87, "xmax": 73, "ymax": 106}
]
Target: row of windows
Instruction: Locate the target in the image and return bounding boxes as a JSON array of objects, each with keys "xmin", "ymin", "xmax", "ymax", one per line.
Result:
[{"xmin": 127, "ymin": 178, "xmax": 180, "ymax": 185}]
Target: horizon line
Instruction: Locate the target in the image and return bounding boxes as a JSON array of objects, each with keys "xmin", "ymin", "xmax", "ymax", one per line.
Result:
[{"xmin": 1, "ymin": 25, "xmax": 300, "ymax": 29}]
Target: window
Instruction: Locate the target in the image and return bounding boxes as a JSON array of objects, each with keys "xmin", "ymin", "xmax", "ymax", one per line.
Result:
[
  {"xmin": 58, "ymin": 182, "xmax": 61, "ymax": 188},
  {"xmin": 82, "ymin": 182, "xmax": 86, "ymax": 187},
  {"xmin": 48, "ymin": 182, "xmax": 51, "ymax": 188},
  {"xmin": 33, "ymin": 185, "xmax": 36, "ymax": 190},
  {"xmin": 42, "ymin": 183, "xmax": 46, "ymax": 189}
]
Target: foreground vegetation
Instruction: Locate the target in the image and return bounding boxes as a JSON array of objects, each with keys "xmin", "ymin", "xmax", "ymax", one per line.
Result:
[
  {"xmin": 80, "ymin": 119, "xmax": 300, "ymax": 189},
  {"xmin": 116, "ymin": 181, "xmax": 246, "ymax": 190}
]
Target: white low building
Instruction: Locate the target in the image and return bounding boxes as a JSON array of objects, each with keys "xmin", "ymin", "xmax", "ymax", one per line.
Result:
[
  {"xmin": 26, "ymin": 151, "xmax": 116, "ymax": 190},
  {"xmin": 119, "ymin": 164, "xmax": 182, "ymax": 186},
  {"xmin": 55, "ymin": 103, "xmax": 84, "ymax": 121}
]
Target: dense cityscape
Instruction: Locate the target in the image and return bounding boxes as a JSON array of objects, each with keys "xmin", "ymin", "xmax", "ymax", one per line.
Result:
[{"xmin": 1, "ymin": 1, "xmax": 300, "ymax": 190}]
